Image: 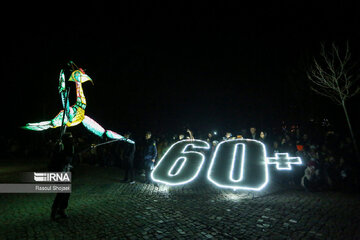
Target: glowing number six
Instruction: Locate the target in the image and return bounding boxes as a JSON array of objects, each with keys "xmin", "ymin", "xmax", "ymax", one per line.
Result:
[{"xmin": 151, "ymin": 140, "xmax": 210, "ymax": 185}]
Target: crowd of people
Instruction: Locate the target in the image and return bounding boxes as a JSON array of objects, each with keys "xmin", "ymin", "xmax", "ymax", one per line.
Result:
[
  {"xmin": 65, "ymin": 121, "xmax": 358, "ymax": 193},
  {"xmin": 1, "ymin": 120, "xmax": 359, "ymax": 193},
  {"xmin": 2, "ymin": 119, "xmax": 360, "ymax": 220},
  {"xmin": 154, "ymin": 126, "xmax": 358, "ymax": 192}
]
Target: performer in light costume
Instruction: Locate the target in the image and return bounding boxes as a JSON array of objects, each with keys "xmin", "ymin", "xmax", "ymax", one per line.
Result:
[{"xmin": 22, "ymin": 61, "xmax": 134, "ymax": 144}]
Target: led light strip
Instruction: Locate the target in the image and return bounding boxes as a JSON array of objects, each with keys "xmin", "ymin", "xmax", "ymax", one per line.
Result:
[
  {"xmin": 229, "ymin": 143, "xmax": 246, "ymax": 182},
  {"xmin": 168, "ymin": 157, "xmax": 187, "ymax": 176},
  {"xmin": 151, "ymin": 139, "xmax": 303, "ymax": 191},
  {"xmin": 207, "ymin": 139, "xmax": 269, "ymax": 191},
  {"xmin": 266, "ymin": 153, "xmax": 302, "ymax": 170},
  {"xmin": 151, "ymin": 140, "xmax": 210, "ymax": 186}
]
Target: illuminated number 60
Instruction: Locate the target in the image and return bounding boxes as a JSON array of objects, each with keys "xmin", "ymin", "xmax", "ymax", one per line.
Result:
[
  {"xmin": 207, "ymin": 139, "xmax": 268, "ymax": 191},
  {"xmin": 151, "ymin": 140, "xmax": 210, "ymax": 185}
]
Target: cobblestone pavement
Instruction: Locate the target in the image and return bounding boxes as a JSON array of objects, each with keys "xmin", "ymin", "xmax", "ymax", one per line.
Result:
[{"xmin": 1, "ymin": 164, "xmax": 360, "ymax": 240}]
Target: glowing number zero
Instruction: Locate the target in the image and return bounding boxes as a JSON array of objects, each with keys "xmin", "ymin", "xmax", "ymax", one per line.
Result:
[{"xmin": 207, "ymin": 139, "xmax": 268, "ymax": 191}]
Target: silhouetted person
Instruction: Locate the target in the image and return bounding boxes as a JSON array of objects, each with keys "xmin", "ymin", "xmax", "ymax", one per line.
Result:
[
  {"xmin": 143, "ymin": 131, "xmax": 157, "ymax": 184},
  {"xmin": 223, "ymin": 131, "xmax": 233, "ymax": 141},
  {"xmin": 206, "ymin": 132, "xmax": 213, "ymax": 144},
  {"xmin": 259, "ymin": 131, "xmax": 269, "ymax": 146},
  {"xmin": 249, "ymin": 127, "xmax": 257, "ymax": 140},
  {"xmin": 186, "ymin": 129, "xmax": 194, "ymax": 140},
  {"xmin": 178, "ymin": 133, "xmax": 185, "ymax": 141},
  {"xmin": 49, "ymin": 133, "xmax": 74, "ymax": 221},
  {"xmin": 122, "ymin": 131, "xmax": 136, "ymax": 184},
  {"xmin": 272, "ymin": 141, "xmax": 280, "ymax": 154}
]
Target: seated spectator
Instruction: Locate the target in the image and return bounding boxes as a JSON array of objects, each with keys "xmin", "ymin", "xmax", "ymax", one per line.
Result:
[{"xmin": 301, "ymin": 161, "xmax": 320, "ymax": 191}]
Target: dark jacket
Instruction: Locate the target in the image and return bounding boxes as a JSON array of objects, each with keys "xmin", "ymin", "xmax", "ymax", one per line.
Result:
[
  {"xmin": 49, "ymin": 138, "xmax": 74, "ymax": 172},
  {"xmin": 123, "ymin": 142, "xmax": 136, "ymax": 161},
  {"xmin": 143, "ymin": 139, "xmax": 157, "ymax": 161},
  {"xmin": 248, "ymin": 133, "xmax": 258, "ymax": 140}
]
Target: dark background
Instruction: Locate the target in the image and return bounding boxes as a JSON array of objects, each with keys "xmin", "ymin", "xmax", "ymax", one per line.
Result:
[{"xmin": 1, "ymin": 1, "xmax": 359, "ymax": 140}]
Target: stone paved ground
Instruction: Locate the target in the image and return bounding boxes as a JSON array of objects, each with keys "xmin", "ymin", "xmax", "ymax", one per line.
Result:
[{"xmin": 0, "ymin": 164, "xmax": 360, "ymax": 240}]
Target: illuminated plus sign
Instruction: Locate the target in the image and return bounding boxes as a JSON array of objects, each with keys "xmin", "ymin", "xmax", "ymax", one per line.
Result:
[{"xmin": 266, "ymin": 153, "xmax": 302, "ymax": 170}]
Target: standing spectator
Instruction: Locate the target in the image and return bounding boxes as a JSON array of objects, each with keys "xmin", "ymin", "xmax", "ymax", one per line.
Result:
[
  {"xmin": 210, "ymin": 140, "xmax": 219, "ymax": 157},
  {"xmin": 258, "ymin": 131, "xmax": 270, "ymax": 152},
  {"xmin": 143, "ymin": 131, "xmax": 157, "ymax": 184},
  {"xmin": 49, "ymin": 133, "xmax": 74, "ymax": 221},
  {"xmin": 157, "ymin": 136, "xmax": 169, "ymax": 160},
  {"xmin": 279, "ymin": 137, "xmax": 289, "ymax": 152},
  {"xmin": 259, "ymin": 131, "xmax": 269, "ymax": 145},
  {"xmin": 206, "ymin": 132, "xmax": 214, "ymax": 144},
  {"xmin": 223, "ymin": 131, "xmax": 233, "ymax": 141},
  {"xmin": 249, "ymin": 127, "xmax": 257, "ymax": 140},
  {"xmin": 122, "ymin": 131, "xmax": 136, "ymax": 184},
  {"xmin": 323, "ymin": 155, "xmax": 340, "ymax": 190},
  {"xmin": 178, "ymin": 133, "xmax": 185, "ymax": 141},
  {"xmin": 285, "ymin": 134, "xmax": 296, "ymax": 155},
  {"xmin": 302, "ymin": 133, "xmax": 311, "ymax": 149},
  {"xmin": 100, "ymin": 147, "xmax": 111, "ymax": 167},
  {"xmin": 186, "ymin": 129, "xmax": 195, "ymax": 140},
  {"xmin": 271, "ymin": 141, "xmax": 280, "ymax": 155}
]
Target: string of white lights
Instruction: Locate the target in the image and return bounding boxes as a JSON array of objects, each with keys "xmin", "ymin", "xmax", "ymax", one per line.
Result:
[
  {"xmin": 151, "ymin": 139, "xmax": 302, "ymax": 191},
  {"xmin": 151, "ymin": 140, "xmax": 210, "ymax": 186}
]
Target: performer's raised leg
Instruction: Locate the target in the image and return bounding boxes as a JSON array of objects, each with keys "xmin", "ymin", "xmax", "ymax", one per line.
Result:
[{"xmin": 82, "ymin": 115, "xmax": 134, "ymax": 144}]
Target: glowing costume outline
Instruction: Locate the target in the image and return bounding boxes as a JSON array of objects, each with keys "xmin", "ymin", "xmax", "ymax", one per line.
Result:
[{"xmin": 22, "ymin": 62, "xmax": 134, "ymax": 144}]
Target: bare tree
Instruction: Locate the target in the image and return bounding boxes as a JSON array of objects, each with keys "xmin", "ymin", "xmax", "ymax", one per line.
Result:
[{"xmin": 307, "ymin": 42, "xmax": 360, "ymax": 159}]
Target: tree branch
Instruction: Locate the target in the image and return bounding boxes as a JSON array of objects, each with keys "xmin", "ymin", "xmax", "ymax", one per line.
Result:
[{"xmin": 308, "ymin": 42, "xmax": 360, "ymax": 105}]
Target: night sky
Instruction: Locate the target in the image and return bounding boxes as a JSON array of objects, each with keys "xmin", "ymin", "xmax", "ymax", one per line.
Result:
[{"xmin": 2, "ymin": 1, "xmax": 360, "ymax": 139}]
